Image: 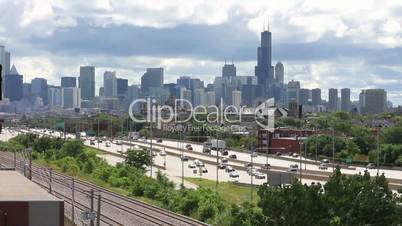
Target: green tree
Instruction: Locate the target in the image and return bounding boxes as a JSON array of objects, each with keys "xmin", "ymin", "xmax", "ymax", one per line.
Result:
[
  {"xmin": 61, "ymin": 140, "xmax": 84, "ymax": 157},
  {"xmin": 382, "ymin": 126, "xmax": 402, "ymax": 145},
  {"xmin": 124, "ymin": 148, "xmax": 151, "ymax": 169}
]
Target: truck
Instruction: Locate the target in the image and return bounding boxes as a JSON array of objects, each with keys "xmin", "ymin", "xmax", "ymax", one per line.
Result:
[{"xmin": 203, "ymin": 139, "xmax": 226, "ymax": 152}]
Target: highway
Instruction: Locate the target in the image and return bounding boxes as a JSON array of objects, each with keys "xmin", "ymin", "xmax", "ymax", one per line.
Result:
[
  {"xmin": 7, "ymin": 127, "xmax": 402, "ymax": 189},
  {"xmin": 0, "ymin": 130, "xmax": 209, "ymax": 226}
]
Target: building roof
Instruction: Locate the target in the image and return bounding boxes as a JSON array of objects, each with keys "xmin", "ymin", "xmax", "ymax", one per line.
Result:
[{"xmin": 0, "ymin": 171, "xmax": 61, "ymax": 202}]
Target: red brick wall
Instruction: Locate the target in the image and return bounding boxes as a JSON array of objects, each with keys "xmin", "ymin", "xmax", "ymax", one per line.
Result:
[{"xmin": 271, "ymin": 138, "xmax": 301, "ymax": 154}]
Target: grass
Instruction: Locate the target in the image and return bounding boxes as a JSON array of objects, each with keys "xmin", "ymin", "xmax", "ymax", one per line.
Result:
[{"xmin": 185, "ymin": 177, "xmax": 259, "ymax": 205}]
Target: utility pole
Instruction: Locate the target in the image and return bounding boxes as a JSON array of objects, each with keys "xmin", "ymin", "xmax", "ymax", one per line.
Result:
[
  {"xmin": 332, "ymin": 128, "xmax": 335, "ymax": 172},
  {"xmin": 49, "ymin": 168, "xmax": 53, "ymax": 193},
  {"xmin": 96, "ymin": 192, "xmax": 101, "ymax": 226},
  {"xmin": 71, "ymin": 178, "xmax": 75, "ymax": 223},
  {"xmin": 90, "ymin": 189, "xmax": 95, "ymax": 226},
  {"xmin": 377, "ymin": 127, "xmax": 380, "ymax": 175}
]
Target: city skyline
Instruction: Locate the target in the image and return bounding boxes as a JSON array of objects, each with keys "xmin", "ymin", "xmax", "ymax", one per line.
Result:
[{"xmin": 0, "ymin": 1, "xmax": 402, "ymax": 103}]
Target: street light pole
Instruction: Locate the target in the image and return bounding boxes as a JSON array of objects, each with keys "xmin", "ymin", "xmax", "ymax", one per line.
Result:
[
  {"xmin": 332, "ymin": 128, "xmax": 335, "ymax": 172},
  {"xmin": 376, "ymin": 127, "xmax": 380, "ymax": 175}
]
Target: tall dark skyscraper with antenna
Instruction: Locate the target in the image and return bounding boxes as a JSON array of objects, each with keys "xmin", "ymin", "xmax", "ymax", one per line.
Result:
[{"xmin": 255, "ymin": 24, "xmax": 274, "ymax": 98}]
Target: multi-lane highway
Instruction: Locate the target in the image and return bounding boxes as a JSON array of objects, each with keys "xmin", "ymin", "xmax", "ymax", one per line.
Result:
[
  {"xmin": 7, "ymin": 127, "xmax": 402, "ymax": 189},
  {"xmin": 0, "ymin": 129, "xmax": 209, "ymax": 226}
]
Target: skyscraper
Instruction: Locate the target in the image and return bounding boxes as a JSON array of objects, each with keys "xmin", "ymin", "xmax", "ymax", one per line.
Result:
[
  {"xmin": 193, "ymin": 88, "xmax": 206, "ymax": 106},
  {"xmin": 177, "ymin": 76, "xmax": 191, "ymax": 89},
  {"xmin": 274, "ymin": 62, "xmax": 284, "ymax": 84},
  {"xmin": 117, "ymin": 78, "xmax": 128, "ymax": 98},
  {"xmin": 0, "ymin": 46, "xmax": 10, "ymax": 76},
  {"xmin": 328, "ymin": 88, "xmax": 338, "ymax": 112},
  {"xmin": 255, "ymin": 27, "xmax": 274, "ymax": 98},
  {"xmin": 48, "ymin": 86, "xmax": 62, "ymax": 109},
  {"xmin": 232, "ymin": 90, "xmax": 241, "ymax": 108},
  {"xmin": 79, "ymin": 66, "xmax": 95, "ymax": 100},
  {"xmin": 206, "ymin": 91, "xmax": 216, "ymax": 106},
  {"xmin": 62, "ymin": 87, "xmax": 81, "ymax": 109},
  {"xmin": 61, "ymin": 77, "xmax": 76, "ymax": 88},
  {"xmin": 286, "ymin": 80, "xmax": 300, "ymax": 106},
  {"xmin": 141, "ymin": 68, "xmax": 164, "ymax": 96},
  {"xmin": 341, "ymin": 88, "xmax": 351, "ymax": 112},
  {"xmin": 299, "ymin": 89, "xmax": 310, "ymax": 105},
  {"xmin": 359, "ymin": 89, "xmax": 387, "ymax": 114},
  {"xmin": 222, "ymin": 62, "xmax": 236, "ymax": 78},
  {"xmin": 31, "ymin": 78, "xmax": 48, "ymax": 105},
  {"xmin": 103, "ymin": 71, "xmax": 117, "ymax": 97},
  {"xmin": 4, "ymin": 66, "xmax": 23, "ymax": 101},
  {"xmin": 311, "ymin": 88, "xmax": 322, "ymax": 105}
]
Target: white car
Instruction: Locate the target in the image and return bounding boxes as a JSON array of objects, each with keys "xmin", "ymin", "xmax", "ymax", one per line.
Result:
[
  {"xmin": 201, "ymin": 167, "xmax": 208, "ymax": 173},
  {"xmin": 229, "ymin": 171, "xmax": 239, "ymax": 178},
  {"xmin": 188, "ymin": 163, "xmax": 196, "ymax": 168},
  {"xmin": 318, "ymin": 163, "xmax": 328, "ymax": 170},
  {"xmin": 105, "ymin": 141, "xmax": 111, "ymax": 147},
  {"xmin": 255, "ymin": 173, "xmax": 266, "ymax": 179},
  {"xmin": 287, "ymin": 168, "xmax": 297, "ymax": 173},
  {"xmin": 159, "ymin": 149, "xmax": 167, "ymax": 156},
  {"xmin": 194, "ymin": 159, "xmax": 205, "ymax": 167},
  {"xmin": 225, "ymin": 166, "xmax": 235, "ymax": 172},
  {"xmin": 251, "ymin": 152, "xmax": 258, "ymax": 157}
]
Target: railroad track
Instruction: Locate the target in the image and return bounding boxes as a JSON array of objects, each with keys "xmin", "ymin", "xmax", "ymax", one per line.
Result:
[{"xmin": 0, "ymin": 151, "xmax": 209, "ymax": 226}]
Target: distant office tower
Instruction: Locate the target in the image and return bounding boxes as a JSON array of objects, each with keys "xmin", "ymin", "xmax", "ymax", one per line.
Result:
[
  {"xmin": 62, "ymin": 87, "xmax": 81, "ymax": 109},
  {"xmin": 31, "ymin": 78, "xmax": 48, "ymax": 105},
  {"xmin": 359, "ymin": 89, "xmax": 387, "ymax": 114},
  {"xmin": 127, "ymin": 85, "xmax": 140, "ymax": 102},
  {"xmin": 0, "ymin": 46, "xmax": 10, "ymax": 76},
  {"xmin": 23, "ymin": 83, "xmax": 31, "ymax": 100},
  {"xmin": 99, "ymin": 87, "xmax": 104, "ymax": 96},
  {"xmin": 255, "ymin": 27, "xmax": 274, "ymax": 98},
  {"xmin": 328, "ymin": 88, "xmax": 338, "ymax": 112},
  {"xmin": 241, "ymin": 84, "xmax": 263, "ymax": 107},
  {"xmin": 206, "ymin": 84, "xmax": 214, "ymax": 92},
  {"xmin": 179, "ymin": 87, "xmax": 192, "ymax": 108},
  {"xmin": 4, "ymin": 66, "xmax": 23, "ymax": 101},
  {"xmin": 222, "ymin": 62, "xmax": 236, "ymax": 78},
  {"xmin": 232, "ymin": 90, "xmax": 241, "ymax": 108},
  {"xmin": 299, "ymin": 89, "xmax": 310, "ymax": 105},
  {"xmin": 274, "ymin": 62, "xmax": 284, "ymax": 84},
  {"xmin": 61, "ymin": 77, "xmax": 76, "ymax": 88},
  {"xmin": 48, "ymin": 86, "xmax": 62, "ymax": 109},
  {"xmin": 206, "ymin": 91, "xmax": 216, "ymax": 105},
  {"xmin": 193, "ymin": 88, "xmax": 206, "ymax": 106},
  {"xmin": 177, "ymin": 76, "xmax": 191, "ymax": 89},
  {"xmin": 117, "ymin": 78, "xmax": 128, "ymax": 98},
  {"xmin": 341, "ymin": 88, "xmax": 351, "ymax": 112},
  {"xmin": 311, "ymin": 88, "xmax": 322, "ymax": 105},
  {"xmin": 286, "ymin": 80, "xmax": 300, "ymax": 106},
  {"xmin": 79, "ymin": 66, "xmax": 95, "ymax": 100},
  {"xmin": 103, "ymin": 71, "xmax": 117, "ymax": 97},
  {"xmin": 141, "ymin": 68, "xmax": 163, "ymax": 96}
]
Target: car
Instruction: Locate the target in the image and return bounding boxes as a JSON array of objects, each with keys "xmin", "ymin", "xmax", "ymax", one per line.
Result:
[
  {"xmin": 229, "ymin": 171, "xmax": 239, "ymax": 178},
  {"xmin": 188, "ymin": 163, "xmax": 196, "ymax": 168},
  {"xmin": 248, "ymin": 169, "xmax": 260, "ymax": 176},
  {"xmin": 194, "ymin": 159, "xmax": 204, "ymax": 167},
  {"xmin": 262, "ymin": 163, "xmax": 271, "ymax": 169},
  {"xmin": 181, "ymin": 155, "xmax": 189, "ymax": 161},
  {"xmin": 152, "ymin": 152, "xmax": 157, "ymax": 157},
  {"xmin": 276, "ymin": 152, "xmax": 282, "ymax": 156},
  {"xmin": 289, "ymin": 164, "xmax": 298, "ymax": 169},
  {"xmin": 218, "ymin": 163, "xmax": 227, "ymax": 169},
  {"xmin": 220, "ymin": 158, "xmax": 228, "ymax": 164},
  {"xmin": 203, "ymin": 148, "xmax": 211, "ymax": 154},
  {"xmin": 225, "ymin": 166, "xmax": 235, "ymax": 172},
  {"xmin": 287, "ymin": 168, "xmax": 297, "ymax": 173},
  {"xmin": 321, "ymin": 159, "xmax": 330, "ymax": 164},
  {"xmin": 318, "ymin": 163, "xmax": 328, "ymax": 170},
  {"xmin": 255, "ymin": 173, "xmax": 266, "ymax": 179},
  {"xmin": 221, "ymin": 150, "xmax": 228, "ymax": 156},
  {"xmin": 251, "ymin": 152, "xmax": 258, "ymax": 157},
  {"xmin": 292, "ymin": 153, "xmax": 299, "ymax": 158},
  {"xmin": 157, "ymin": 139, "xmax": 163, "ymax": 143},
  {"xmin": 159, "ymin": 149, "xmax": 167, "ymax": 156},
  {"xmin": 116, "ymin": 140, "xmax": 122, "ymax": 145},
  {"xmin": 201, "ymin": 167, "xmax": 208, "ymax": 173},
  {"xmin": 105, "ymin": 141, "xmax": 111, "ymax": 147},
  {"xmin": 244, "ymin": 162, "xmax": 252, "ymax": 168},
  {"xmin": 229, "ymin": 154, "xmax": 237, "ymax": 159},
  {"xmin": 97, "ymin": 139, "xmax": 102, "ymax": 143},
  {"xmin": 288, "ymin": 152, "xmax": 293, "ymax": 156},
  {"xmin": 366, "ymin": 163, "xmax": 376, "ymax": 169},
  {"xmin": 90, "ymin": 140, "xmax": 96, "ymax": 145}
]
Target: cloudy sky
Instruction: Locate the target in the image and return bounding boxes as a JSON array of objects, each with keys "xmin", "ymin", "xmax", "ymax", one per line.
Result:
[{"xmin": 1, "ymin": 0, "xmax": 402, "ymax": 104}]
